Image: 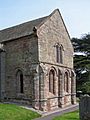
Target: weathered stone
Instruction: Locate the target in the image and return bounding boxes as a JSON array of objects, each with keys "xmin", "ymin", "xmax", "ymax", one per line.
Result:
[
  {"xmin": 79, "ymin": 95, "xmax": 90, "ymax": 120},
  {"xmin": 0, "ymin": 9, "xmax": 76, "ymax": 111}
]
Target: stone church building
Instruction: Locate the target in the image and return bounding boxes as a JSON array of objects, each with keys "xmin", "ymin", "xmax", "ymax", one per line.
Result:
[{"xmin": 0, "ymin": 9, "xmax": 76, "ymax": 111}]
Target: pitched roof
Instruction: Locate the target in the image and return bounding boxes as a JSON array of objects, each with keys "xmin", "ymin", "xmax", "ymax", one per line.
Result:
[
  {"xmin": 0, "ymin": 9, "xmax": 71, "ymax": 43},
  {"xmin": 0, "ymin": 16, "xmax": 48, "ymax": 42}
]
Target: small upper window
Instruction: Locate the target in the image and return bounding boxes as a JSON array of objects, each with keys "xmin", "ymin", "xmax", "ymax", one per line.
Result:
[{"xmin": 56, "ymin": 43, "xmax": 63, "ymax": 64}]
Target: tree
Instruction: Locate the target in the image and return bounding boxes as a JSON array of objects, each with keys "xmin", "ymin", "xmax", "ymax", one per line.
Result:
[
  {"xmin": 72, "ymin": 34, "xmax": 90, "ymax": 92},
  {"xmin": 81, "ymin": 81, "xmax": 90, "ymax": 94}
]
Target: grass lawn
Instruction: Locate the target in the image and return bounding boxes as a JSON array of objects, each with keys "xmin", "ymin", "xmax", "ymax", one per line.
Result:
[
  {"xmin": 53, "ymin": 110, "xmax": 79, "ymax": 120},
  {"xmin": 0, "ymin": 103, "xmax": 41, "ymax": 120}
]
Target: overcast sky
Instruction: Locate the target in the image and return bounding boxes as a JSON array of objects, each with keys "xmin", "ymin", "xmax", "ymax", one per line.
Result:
[{"xmin": 0, "ymin": 0, "xmax": 90, "ymax": 38}]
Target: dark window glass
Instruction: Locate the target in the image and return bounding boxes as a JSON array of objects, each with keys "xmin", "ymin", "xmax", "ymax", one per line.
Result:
[
  {"xmin": 56, "ymin": 44, "xmax": 63, "ymax": 64},
  {"xmin": 20, "ymin": 73, "xmax": 24, "ymax": 93}
]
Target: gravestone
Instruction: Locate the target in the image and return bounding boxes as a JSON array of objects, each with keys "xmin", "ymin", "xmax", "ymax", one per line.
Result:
[{"xmin": 79, "ymin": 94, "xmax": 90, "ymax": 120}]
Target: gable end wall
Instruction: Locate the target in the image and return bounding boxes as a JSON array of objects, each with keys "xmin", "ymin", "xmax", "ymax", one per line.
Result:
[{"xmin": 37, "ymin": 10, "xmax": 73, "ymax": 68}]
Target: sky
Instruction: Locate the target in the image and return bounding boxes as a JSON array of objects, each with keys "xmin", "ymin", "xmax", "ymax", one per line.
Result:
[{"xmin": 0, "ymin": 0, "xmax": 90, "ymax": 38}]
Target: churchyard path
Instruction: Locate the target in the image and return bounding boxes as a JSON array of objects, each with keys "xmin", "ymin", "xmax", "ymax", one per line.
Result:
[{"xmin": 34, "ymin": 104, "xmax": 79, "ymax": 120}]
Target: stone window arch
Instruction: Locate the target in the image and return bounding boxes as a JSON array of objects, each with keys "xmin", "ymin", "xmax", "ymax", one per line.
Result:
[
  {"xmin": 64, "ymin": 72, "xmax": 69, "ymax": 93},
  {"xmin": 56, "ymin": 43, "xmax": 63, "ymax": 64},
  {"xmin": 49, "ymin": 69, "xmax": 55, "ymax": 94},
  {"xmin": 16, "ymin": 70, "xmax": 24, "ymax": 94}
]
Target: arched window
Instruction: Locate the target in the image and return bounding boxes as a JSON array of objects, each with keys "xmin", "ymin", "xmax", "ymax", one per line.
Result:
[
  {"xmin": 64, "ymin": 72, "xmax": 69, "ymax": 93},
  {"xmin": 20, "ymin": 73, "xmax": 24, "ymax": 93},
  {"xmin": 49, "ymin": 69, "xmax": 55, "ymax": 94},
  {"xmin": 16, "ymin": 70, "xmax": 24, "ymax": 94},
  {"xmin": 56, "ymin": 44, "xmax": 63, "ymax": 64}
]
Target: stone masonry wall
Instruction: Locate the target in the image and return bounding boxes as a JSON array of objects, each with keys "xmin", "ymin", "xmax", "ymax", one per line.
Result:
[
  {"xmin": 36, "ymin": 10, "xmax": 76, "ymax": 111},
  {"xmin": 3, "ymin": 35, "xmax": 38, "ymax": 99},
  {"xmin": 39, "ymin": 63, "xmax": 74, "ymax": 111},
  {"xmin": 0, "ymin": 9, "xmax": 76, "ymax": 111},
  {"xmin": 37, "ymin": 10, "xmax": 73, "ymax": 68}
]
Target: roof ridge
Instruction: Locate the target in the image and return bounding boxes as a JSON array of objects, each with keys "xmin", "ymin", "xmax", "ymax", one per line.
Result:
[
  {"xmin": 0, "ymin": 9, "xmax": 59, "ymax": 32},
  {"xmin": 0, "ymin": 16, "xmax": 48, "ymax": 32},
  {"xmin": 0, "ymin": 9, "xmax": 70, "ymax": 43},
  {"xmin": 0, "ymin": 15, "xmax": 49, "ymax": 42}
]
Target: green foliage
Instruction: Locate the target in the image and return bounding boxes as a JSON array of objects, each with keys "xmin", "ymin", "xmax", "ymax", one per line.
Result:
[
  {"xmin": 53, "ymin": 110, "xmax": 79, "ymax": 120},
  {"xmin": 72, "ymin": 34, "xmax": 90, "ymax": 54},
  {"xmin": 72, "ymin": 34, "xmax": 90, "ymax": 92},
  {"xmin": 0, "ymin": 103, "xmax": 40, "ymax": 120},
  {"xmin": 81, "ymin": 81, "xmax": 90, "ymax": 93}
]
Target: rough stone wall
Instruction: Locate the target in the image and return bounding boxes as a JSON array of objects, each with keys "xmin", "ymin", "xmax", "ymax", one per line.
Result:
[
  {"xmin": 0, "ymin": 50, "xmax": 5, "ymax": 99},
  {"xmin": 36, "ymin": 10, "xmax": 76, "ymax": 111},
  {"xmin": 3, "ymin": 35, "xmax": 38, "ymax": 99},
  {"xmin": 38, "ymin": 63, "xmax": 75, "ymax": 111},
  {"xmin": 37, "ymin": 10, "xmax": 73, "ymax": 68},
  {"xmin": 0, "ymin": 9, "xmax": 76, "ymax": 111}
]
